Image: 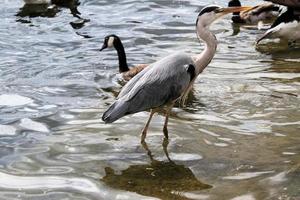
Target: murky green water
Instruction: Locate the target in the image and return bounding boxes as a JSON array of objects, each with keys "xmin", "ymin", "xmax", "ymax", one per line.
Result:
[{"xmin": 0, "ymin": 0, "xmax": 299, "ymax": 199}]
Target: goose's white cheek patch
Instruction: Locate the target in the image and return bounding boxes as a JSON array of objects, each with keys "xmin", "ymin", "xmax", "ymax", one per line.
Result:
[{"xmin": 107, "ymin": 37, "xmax": 115, "ymax": 47}]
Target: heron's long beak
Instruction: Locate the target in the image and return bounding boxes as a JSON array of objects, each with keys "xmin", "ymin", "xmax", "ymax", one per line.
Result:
[{"xmin": 217, "ymin": 6, "xmax": 253, "ymax": 15}]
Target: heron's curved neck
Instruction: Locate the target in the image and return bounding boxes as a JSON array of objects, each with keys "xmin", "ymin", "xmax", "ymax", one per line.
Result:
[
  {"xmin": 194, "ymin": 24, "xmax": 217, "ymax": 75},
  {"xmin": 114, "ymin": 40, "xmax": 129, "ymax": 73}
]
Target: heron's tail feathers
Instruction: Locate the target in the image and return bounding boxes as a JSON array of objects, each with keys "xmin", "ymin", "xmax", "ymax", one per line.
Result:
[{"xmin": 102, "ymin": 101, "xmax": 129, "ymax": 123}]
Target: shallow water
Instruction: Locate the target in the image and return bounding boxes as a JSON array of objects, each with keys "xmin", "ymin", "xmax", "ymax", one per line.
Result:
[{"xmin": 0, "ymin": 0, "xmax": 299, "ymax": 199}]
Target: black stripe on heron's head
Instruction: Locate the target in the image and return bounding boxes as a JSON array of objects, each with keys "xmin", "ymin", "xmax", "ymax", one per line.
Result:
[
  {"xmin": 198, "ymin": 5, "xmax": 221, "ymax": 16},
  {"xmin": 196, "ymin": 5, "xmax": 222, "ymax": 25}
]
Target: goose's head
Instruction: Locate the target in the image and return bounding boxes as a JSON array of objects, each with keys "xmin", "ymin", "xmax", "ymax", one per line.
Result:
[
  {"xmin": 196, "ymin": 5, "xmax": 252, "ymax": 27},
  {"xmin": 100, "ymin": 34, "xmax": 120, "ymax": 51}
]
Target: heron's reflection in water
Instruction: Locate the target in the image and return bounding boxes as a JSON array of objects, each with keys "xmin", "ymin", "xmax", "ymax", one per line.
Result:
[{"xmin": 102, "ymin": 139, "xmax": 212, "ymax": 199}]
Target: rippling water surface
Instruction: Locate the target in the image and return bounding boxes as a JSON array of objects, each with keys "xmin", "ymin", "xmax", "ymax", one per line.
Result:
[{"xmin": 0, "ymin": 0, "xmax": 299, "ymax": 199}]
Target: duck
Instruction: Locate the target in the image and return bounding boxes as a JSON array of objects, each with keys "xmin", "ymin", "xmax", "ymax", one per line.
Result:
[
  {"xmin": 228, "ymin": 0, "xmax": 280, "ymax": 24},
  {"xmin": 51, "ymin": 0, "xmax": 81, "ymax": 17},
  {"xmin": 20, "ymin": 0, "xmax": 80, "ymax": 18},
  {"xmin": 257, "ymin": 7, "xmax": 300, "ymax": 44},
  {"xmin": 100, "ymin": 35, "xmax": 148, "ymax": 82}
]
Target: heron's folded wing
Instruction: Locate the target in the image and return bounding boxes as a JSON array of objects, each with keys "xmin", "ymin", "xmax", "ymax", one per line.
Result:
[
  {"xmin": 117, "ymin": 63, "xmax": 152, "ymax": 99},
  {"xmin": 121, "ymin": 64, "xmax": 192, "ymax": 115}
]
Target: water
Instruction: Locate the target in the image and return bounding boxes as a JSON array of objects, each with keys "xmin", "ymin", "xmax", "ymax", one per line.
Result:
[{"xmin": 0, "ymin": 0, "xmax": 299, "ymax": 199}]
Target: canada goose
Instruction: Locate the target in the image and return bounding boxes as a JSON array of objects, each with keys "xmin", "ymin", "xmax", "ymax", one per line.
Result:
[
  {"xmin": 101, "ymin": 5, "xmax": 252, "ymax": 142},
  {"xmin": 100, "ymin": 35, "xmax": 148, "ymax": 82}
]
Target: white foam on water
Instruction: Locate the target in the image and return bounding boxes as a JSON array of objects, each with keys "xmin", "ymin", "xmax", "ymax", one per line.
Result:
[
  {"xmin": 199, "ymin": 128, "xmax": 220, "ymax": 137},
  {"xmin": 214, "ymin": 142, "xmax": 228, "ymax": 147},
  {"xmin": 267, "ymin": 172, "xmax": 288, "ymax": 185},
  {"xmin": 0, "ymin": 125, "xmax": 17, "ymax": 136},
  {"xmin": 67, "ymin": 119, "xmax": 100, "ymax": 125},
  {"xmin": 223, "ymin": 171, "xmax": 274, "ymax": 180},
  {"xmin": 60, "ymin": 113, "xmax": 75, "ymax": 119},
  {"xmin": 182, "ymin": 192, "xmax": 210, "ymax": 200},
  {"xmin": 22, "ymin": 107, "xmax": 38, "ymax": 112},
  {"xmin": 19, "ymin": 118, "xmax": 49, "ymax": 133},
  {"xmin": 231, "ymin": 194, "xmax": 256, "ymax": 200},
  {"xmin": 203, "ymin": 139, "xmax": 212, "ymax": 145},
  {"xmin": 168, "ymin": 153, "xmax": 203, "ymax": 161},
  {"xmin": 0, "ymin": 94, "xmax": 33, "ymax": 107},
  {"xmin": 38, "ymin": 105, "xmax": 57, "ymax": 110},
  {"xmin": 190, "ymin": 114, "xmax": 228, "ymax": 122},
  {"xmin": 282, "ymin": 152, "xmax": 296, "ymax": 155}
]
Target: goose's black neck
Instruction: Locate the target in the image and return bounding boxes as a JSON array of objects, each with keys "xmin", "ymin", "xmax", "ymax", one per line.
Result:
[{"xmin": 114, "ymin": 39, "xmax": 129, "ymax": 73}]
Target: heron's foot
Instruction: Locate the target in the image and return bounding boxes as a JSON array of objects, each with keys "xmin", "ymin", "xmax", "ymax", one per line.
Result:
[{"xmin": 163, "ymin": 126, "xmax": 169, "ymax": 139}]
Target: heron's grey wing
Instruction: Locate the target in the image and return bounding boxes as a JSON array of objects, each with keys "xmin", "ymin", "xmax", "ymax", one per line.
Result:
[
  {"xmin": 102, "ymin": 52, "xmax": 195, "ymax": 123},
  {"xmin": 117, "ymin": 63, "xmax": 152, "ymax": 99},
  {"xmin": 122, "ymin": 66, "xmax": 192, "ymax": 114}
]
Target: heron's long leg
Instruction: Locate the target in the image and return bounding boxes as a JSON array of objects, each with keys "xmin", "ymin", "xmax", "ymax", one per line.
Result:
[
  {"xmin": 141, "ymin": 140, "xmax": 154, "ymax": 162},
  {"xmin": 141, "ymin": 109, "xmax": 155, "ymax": 143},
  {"xmin": 162, "ymin": 137, "xmax": 173, "ymax": 162},
  {"xmin": 163, "ymin": 103, "xmax": 174, "ymax": 139}
]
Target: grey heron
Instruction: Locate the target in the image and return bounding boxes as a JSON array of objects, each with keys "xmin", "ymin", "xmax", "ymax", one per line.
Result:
[
  {"xmin": 102, "ymin": 5, "xmax": 252, "ymax": 142},
  {"xmin": 257, "ymin": 1, "xmax": 300, "ymax": 44},
  {"xmin": 228, "ymin": 0, "xmax": 280, "ymax": 24},
  {"xmin": 100, "ymin": 35, "xmax": 148, "ymax": 81}
]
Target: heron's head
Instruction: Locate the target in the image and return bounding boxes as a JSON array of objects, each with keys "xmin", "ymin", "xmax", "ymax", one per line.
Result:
[
  {"xmin": 100, "ymin": 34, "xmax": 120, "ymax": 51},
  {"xmin": 196, "ymin": 5, "xmax": 252, "ymax": 27}
]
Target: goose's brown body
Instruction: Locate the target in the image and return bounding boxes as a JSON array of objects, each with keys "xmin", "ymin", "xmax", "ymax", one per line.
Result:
[{"xmin": 122, "ymin": 64, "xmax": 148, "ymax": 81}]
